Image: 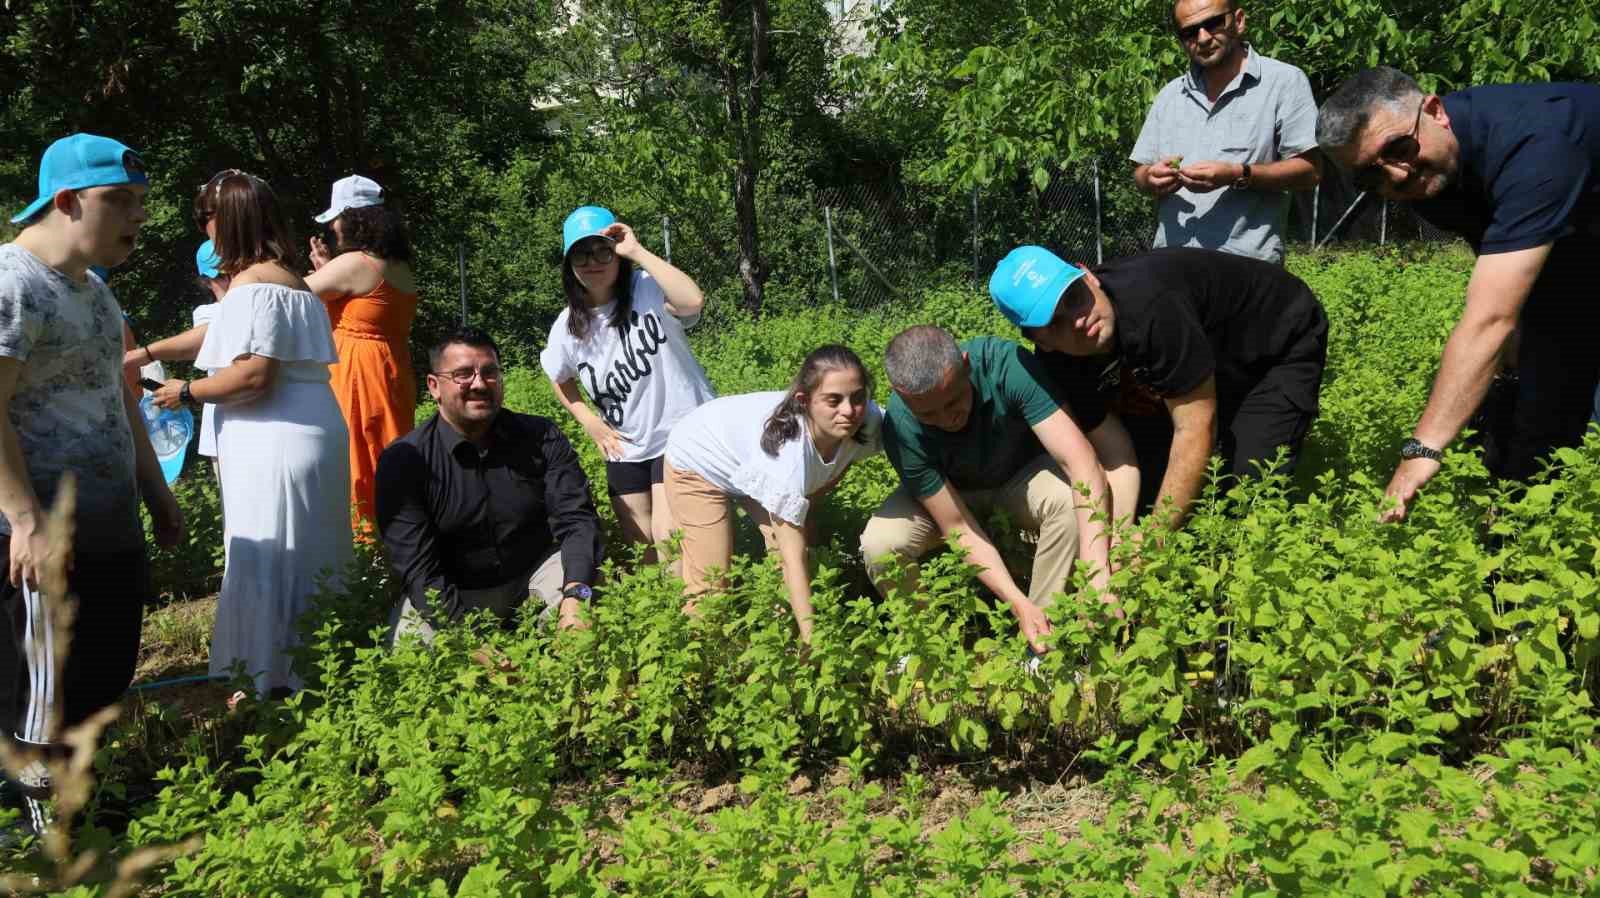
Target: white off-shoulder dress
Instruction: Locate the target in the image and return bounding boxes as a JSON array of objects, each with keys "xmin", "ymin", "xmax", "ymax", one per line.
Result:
[{"xmin": 195, "ymin": 283, "xmax": 352, "ymax": 693}]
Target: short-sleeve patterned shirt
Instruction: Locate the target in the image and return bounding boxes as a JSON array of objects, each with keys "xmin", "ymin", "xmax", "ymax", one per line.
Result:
[{"xmin": 0, "ymin": 244, "xmax": 142, "ymax": 553}]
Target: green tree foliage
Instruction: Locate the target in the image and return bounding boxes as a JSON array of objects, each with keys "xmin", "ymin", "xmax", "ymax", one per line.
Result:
[{"xmin": 846, "ymin": 0, "xmax": 1600, "ymax": 189}]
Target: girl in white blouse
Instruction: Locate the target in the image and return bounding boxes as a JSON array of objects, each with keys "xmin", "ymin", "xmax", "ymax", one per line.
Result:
[{"xmin": 664, "ymin": 345, "xmax": 882, "ymax": 643}]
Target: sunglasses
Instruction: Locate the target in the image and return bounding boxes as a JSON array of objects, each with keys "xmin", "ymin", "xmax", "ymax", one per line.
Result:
[
  {"xmin": 1353, "ymin": 101, "xmax": 1426, "ymax": 192},
  {"xmin": 569, "ymin": 243, "xmax": 616, "ymax": 267},
  {"xmin": 433, "ymin": 365, "xmax": 503, "ymax": 386},
  {"xmin": 1176, "ymin": 10, "xmax": 1231, "ymax": 42}
]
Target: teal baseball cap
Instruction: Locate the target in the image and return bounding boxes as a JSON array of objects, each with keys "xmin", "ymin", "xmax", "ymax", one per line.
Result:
[
  {"xmin": 988, "ymin": 245, "xmax": 1087, "ymax": 329},
  {"xmin": 562, "ymin": 205, "xmax": 616, "ymax": 256},
  {"xmin": 11, "ymin": 133, "xmax": 149, "ymax": 224},
  {"xmin": 195, "ymin": 240, "xmax": 222, "ymax": 278}
]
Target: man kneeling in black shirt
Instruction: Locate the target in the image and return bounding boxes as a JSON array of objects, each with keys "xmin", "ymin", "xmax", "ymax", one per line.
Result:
[
  {"xmin": 990, "ymin": 246, "xmax": 1328, "ymax": 529},
  {"xmin": 376, "ymin": 328, "xmax": 603, "ymax": 643}
]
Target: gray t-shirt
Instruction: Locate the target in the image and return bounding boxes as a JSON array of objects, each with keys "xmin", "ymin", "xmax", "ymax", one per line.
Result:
[
  {"xmin": 0, "ymin": 244, "xmax": 142, "ymax": 553},
  {"xmin": 1130, "ymin": 46, "xmax": 1318, "ymax": 265}
]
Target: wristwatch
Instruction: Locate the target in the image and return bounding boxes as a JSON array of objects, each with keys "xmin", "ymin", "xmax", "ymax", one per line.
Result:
[
  {"xmin": 1234, "ymin": 163, "xmax": 1253, "ymax": 189},
  {"xmin": 561, "ymin": 583, "xmax": 593, "ymax": 602},
  {"xmin": 179, "ymin": 381, "xmax": 194, "ymax": 405},
  {"xmin": 1400, "ymin": 438, "xmax": 1443, "ymax": 462}
]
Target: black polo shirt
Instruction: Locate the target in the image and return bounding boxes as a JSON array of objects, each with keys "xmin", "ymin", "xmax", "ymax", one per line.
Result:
[
  {"xmin": 1414, "ymin": 84, "xmax": 1600, "ymax": 257},
  {"xmin": 1040, "ymin": 247, "xmax": 1327, "ymax": 427},
  {"xmin": 375, "ymin": 410, "xmax": 603, "ymax": 626}
]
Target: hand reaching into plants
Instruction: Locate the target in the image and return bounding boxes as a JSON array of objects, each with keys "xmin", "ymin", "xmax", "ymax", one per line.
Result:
[
  {"xmin": 1380, "ymin": 455, "xmax": 1442, "ymax": 523},
  {"xmin": 1011, "ymin": 598, "xmax": 1052, "ymax": 655}
]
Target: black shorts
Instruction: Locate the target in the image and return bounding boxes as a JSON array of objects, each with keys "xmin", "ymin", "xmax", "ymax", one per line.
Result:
[{"xmin": 605, "ymin": 455, "xmax": 666, "ymax": 497}]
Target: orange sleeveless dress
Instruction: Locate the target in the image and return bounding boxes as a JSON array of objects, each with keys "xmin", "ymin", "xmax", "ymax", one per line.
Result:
[{"xmin": 322, "ymin": 255, "xmax": 418, "ymax": 523}]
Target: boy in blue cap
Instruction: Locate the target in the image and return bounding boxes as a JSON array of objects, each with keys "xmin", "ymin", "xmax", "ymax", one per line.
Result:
[
  {"xmin": 0, "ymin": 133, "xmax": 183, "ymax": 841},
  {"xmin": 990, "ymin": 245, "xmax": 1327, "ymax": 529}
]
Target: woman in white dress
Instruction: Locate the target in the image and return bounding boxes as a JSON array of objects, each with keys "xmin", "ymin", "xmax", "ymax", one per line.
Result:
[
  {"xmin": 153, "ymin": 170, "xmax": 351, "ymax": 696},
  {"xmin": 663, "ymin": 345, "xmax": 882, "ymax": 643}
]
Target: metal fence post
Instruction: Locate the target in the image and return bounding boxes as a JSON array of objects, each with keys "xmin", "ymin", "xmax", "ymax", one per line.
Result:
[
  {"xmin": 456, "ymin": 244, "xmax": 469, "ymax": 325},
  {"xmin": 824, "ymin": 206, "xmax": 840, "ymax": 305},
  {"xmin": 971, "ymin": 186, "xmax": 980, "ymax": 281},
  {"xmin": 1092, "ymin": 158, "xmax": 1104, "ymax": 264},
  {"xmin": 662, "ymin": 214, "xmax": 672, "ymax": 263},
  {"xmin": 1311, "ymin": 183, "xmax": 1320, "ymax": 247},
  {"xmin": 1379, "ymin": 200, "xmax": 1387, "ymax": 245}
]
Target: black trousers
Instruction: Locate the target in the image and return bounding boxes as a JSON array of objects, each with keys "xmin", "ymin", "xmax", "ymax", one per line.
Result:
[
  {"xmin": 1480, "ymin": 281, "xmax": 1600, "ymax": 481},
  {"xmin": 1126, "ymin": 333, "xmax": 1327, "ymax": 515},
  {"xmin": 0, "ymin": 540, "xmax": 149, "ymax": 746}
]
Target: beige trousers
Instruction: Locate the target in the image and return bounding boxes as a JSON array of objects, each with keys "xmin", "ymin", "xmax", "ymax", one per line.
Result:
[
  {"xmin": 387, "ymin": 549, "xmax": 566, "ymax": 647},
  {"xmin": 859, "ymin": 452, "xmax": 1081, "ymax": 608},
  {"xmin": 664, "ymin": 461, "xmax": 781, "ymax": 595}
]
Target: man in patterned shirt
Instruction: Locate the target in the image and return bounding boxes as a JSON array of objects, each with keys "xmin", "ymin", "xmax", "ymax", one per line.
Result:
[{"xmin": 0, "ymin": 134, "xmax": 183, "ymax": 841}]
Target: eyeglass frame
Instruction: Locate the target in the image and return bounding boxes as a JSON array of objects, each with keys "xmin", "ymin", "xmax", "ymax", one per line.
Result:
[
  {"xmin": 1175, "ymin": 9, "xmax": 1234, "ymax": 43},
  {"xmin": 430, "ymin": 365, "xmax": 504, "ymax": 386},
  {"xmin": 1353, "ymin": 99, "xmax": 1426, "ymax": 192},
  {"xmin": 568, "ymin": 242, "xmax": 617, "ymax": 267}
]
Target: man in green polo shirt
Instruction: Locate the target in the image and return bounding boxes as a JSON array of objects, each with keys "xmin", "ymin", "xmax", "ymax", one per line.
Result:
[{"xmin": 859, "ymin": 325, "xmax": 1128, "ymax": 653}]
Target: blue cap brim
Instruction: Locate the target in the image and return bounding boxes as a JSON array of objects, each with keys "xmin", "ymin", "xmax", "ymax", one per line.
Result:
[
  {"xmin": 9, "ymin": 195, "xmax": 51, "ymax": 225},
  {"xmin": 562, "ymin": 232, "xmax": 615, "ymax": 257}
]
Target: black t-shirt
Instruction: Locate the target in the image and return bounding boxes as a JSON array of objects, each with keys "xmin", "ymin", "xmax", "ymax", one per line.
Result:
[
  {"xmin": 1414, "ymin": 84, "xmax": 1600, "ymax": 257},
  {"xmin": 1039, "ymin": 247, "xmax": 1326, "ymax": 427}
]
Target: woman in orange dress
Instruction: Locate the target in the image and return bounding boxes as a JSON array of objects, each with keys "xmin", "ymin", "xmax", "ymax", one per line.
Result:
[{"xmin": 305, "ymin": 175, "xmax": 418, "ymax": 524}]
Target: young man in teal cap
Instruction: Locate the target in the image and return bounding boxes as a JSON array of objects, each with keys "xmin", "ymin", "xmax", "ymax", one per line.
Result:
[
  {"xmin": 0, "ymin": 133, "xmax": 183, "ymax": 840},
  {"xmin": 990, "ymin": 245, "xmax": 1327, "ymax": 529}
]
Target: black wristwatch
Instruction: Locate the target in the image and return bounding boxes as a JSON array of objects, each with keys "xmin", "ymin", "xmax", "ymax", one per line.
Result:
[
  {"xmin": 561, "ymin": 583, "xmax": 592, "ymax": 602},
  {"xmin": 1234, "ymin": 162, "xmax": 1253, "ymax": 189},
  {"xmin": 1400, "ymin": 438, "xmax": 1443, "ymax": 462},
  {"xmin": 179, "ymin": 381, "xmax": 194, "ymax": 405}
]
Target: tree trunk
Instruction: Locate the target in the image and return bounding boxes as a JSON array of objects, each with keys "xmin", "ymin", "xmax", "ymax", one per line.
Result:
[{"xmin": 721, "ymin": 0, "xmax": 769, "ymax": 314}]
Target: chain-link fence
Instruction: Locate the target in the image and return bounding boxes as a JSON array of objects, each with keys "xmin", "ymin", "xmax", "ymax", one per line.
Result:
[
  {"xmin": 795, "ymin": 164, "xmax": 1461, "ymax": 312},
  {"xmin": 649, "ymin": 164, "xmax": 1461, "ymax": 318}
]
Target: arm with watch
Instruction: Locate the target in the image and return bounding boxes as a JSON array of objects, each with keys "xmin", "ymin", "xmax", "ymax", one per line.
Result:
[
  {"xmin": 1174, "ymin": 150, "xmax": 1323, "ymax": 193},
  {"xmin": 150, "ymin": 353, "xmax": 277, "ymax": 411},
  {"xmin": 1381, "ymin": 244, "xmax": 1552, "ymax": 522},
  {"xmin": 541, "ymin": 422, "xmax": 604, "ymax": 631}
]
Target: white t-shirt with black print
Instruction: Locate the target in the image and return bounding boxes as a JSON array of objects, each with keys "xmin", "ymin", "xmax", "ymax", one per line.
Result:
[
  {"xmin": 540, "ymin": 269, "xmax": 715, "ymax": 463},
  {"xmin": 665, "ymin": 390, "xmax": 884, "ymax": 527}
]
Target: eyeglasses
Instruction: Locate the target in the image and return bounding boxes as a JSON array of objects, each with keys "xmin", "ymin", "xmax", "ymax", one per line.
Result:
[
  {"xmin": 569, "ymin": 244, "xmax": 616, "ymax": 267},
  {"xmin": 1353, "ymin": 100, "xmax": 1426, "ymax": 192},
  {"xmin": 433, "ymin": 365, "xmax": 503, "ymax": 385},
  {"xmin": 1176, "ymin": 10, "xmax": 1231, "ymax": 42}
]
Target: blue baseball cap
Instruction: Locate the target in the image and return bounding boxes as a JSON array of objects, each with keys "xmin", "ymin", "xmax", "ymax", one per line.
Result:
[
  {"xmin": 562, "ymin": 205, "xmax": 616, "ymax": 256},
  {"xmin": 195, "ymin": 240, "xmax": 222, "ymax": 278},
  {"xmin": 988, "ymin": 246, "xmax": 1087, "ymax": 329},
  {"xmin": 11, "ymin": 133, "xmax": 149, "ymax": 224}
]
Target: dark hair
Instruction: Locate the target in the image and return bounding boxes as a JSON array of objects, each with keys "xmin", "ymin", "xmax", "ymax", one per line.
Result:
[
  {"xmin": 761, "ymin": 344, "xmax": 875, "ymax": 457},
  {"xmin": 334, "ymin": 203, "xmax": 414, "ymax": 263},
  {"xmin": 561, "ymin": 242, "xmax": 635, "ymax": 341},
  {"xmin": 429, "ymin": 326, "xmax": 501, "ymax": 370},
  {"xmin": 1317, "ymin": 67, "xmax": 1424, "ymax": 153},
  {"xmin": 197, "ymin": 170, "xmax": 298, "ymax": 276}
]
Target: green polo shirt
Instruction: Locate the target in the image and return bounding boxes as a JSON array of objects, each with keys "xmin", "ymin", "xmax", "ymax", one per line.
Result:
[{"xmin": 883, "ymin": 336, "xmax": 1068, "ymax": 499}]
